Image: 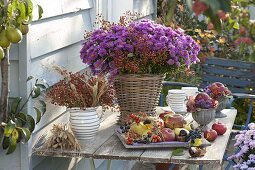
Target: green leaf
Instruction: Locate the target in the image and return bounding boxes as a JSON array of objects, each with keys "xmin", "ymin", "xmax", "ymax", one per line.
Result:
[
  {"xmin": 32, "ymin": 86, "xmax": 41, "ymax": 98},
  {"xmin": 4, "ymin": 120, "xmax": 15, "ymax": 137},
  {"xmin": 35, "ymin": 83, "xmax": 47, "ymax": 89},
  {"xmin": 20, "ymin": 127, "xmax": 31, "ymax": 142},
  {"xmin": 233, "ymin": 22, "xmax": 240, "ymax": 30},
  {"xmin": 6, "ymin": 137, "xmax": 17, "ymax": 155},
  {"xmin": 26, "ymin": 76, "xmax": 34, "ymax": 82},
  {"xmin": 127, "ymin": 53, "xmax": 134, "ymax": 58},
  {"xmin": 2, "ymin": 137, "xmax": 9, "ymax": 150},
  {"xmin": 26, "ymin": 115, "xmax": 35, "ymax": 132},
  {"xmin": 38, "ymin": 5, "xmax": 43, "ymax": 19},
  {"xmin": 11, "ymin": 129, "xmax": 19, "ymax": 141},
  {"xmin": 172, "ymin": 148, "xmax": 184, "ymax": 156},
  {"xmin": 33, "ymin": 107, "xmax": 41, "ymax": 124},
  {"xmin": 11, "ymin": 97, "xmax": 22, "ymax": 114},
  {"xmin": 39, "ymin": 100, "xmax": 46, "ymax": 115},
  {"xmin": 15, "ymin": 112, "xmax": 27, "ymax": 126}
]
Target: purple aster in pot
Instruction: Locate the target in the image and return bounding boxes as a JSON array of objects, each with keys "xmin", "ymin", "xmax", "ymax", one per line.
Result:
[{"xmin": 80, "ymin": 17, "xmax": 200, "ymax": 77}]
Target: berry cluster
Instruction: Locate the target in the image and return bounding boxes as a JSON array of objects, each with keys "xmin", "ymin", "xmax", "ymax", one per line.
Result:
[
  {"xmin": 187, "ymin": 129, "xmax": 202, "ymax": 143},
  {"xmin": 129, "ymin": 113, "xmax": 141, "ymax": 124}
]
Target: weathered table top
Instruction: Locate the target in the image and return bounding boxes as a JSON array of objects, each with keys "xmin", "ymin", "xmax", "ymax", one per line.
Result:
[{"xmin": 32, "ymin": 108, "xmax": 237, "ymax": 165}]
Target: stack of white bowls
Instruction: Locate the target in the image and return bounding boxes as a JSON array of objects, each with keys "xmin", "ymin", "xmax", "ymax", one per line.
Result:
[{"xmin": 166, "ymin": 89, "xmax": 187, "ymax": 113}]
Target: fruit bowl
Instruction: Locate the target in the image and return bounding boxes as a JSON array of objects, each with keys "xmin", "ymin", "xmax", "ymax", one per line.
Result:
[{"xmin": 192, "ymin": 108, "xmax": 215, "ymax": 131}]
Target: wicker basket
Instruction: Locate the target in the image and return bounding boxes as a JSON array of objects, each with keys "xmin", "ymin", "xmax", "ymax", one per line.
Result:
[{"xmin": 114, "ymin": 74, "xmax": 165, "ymax": 124}]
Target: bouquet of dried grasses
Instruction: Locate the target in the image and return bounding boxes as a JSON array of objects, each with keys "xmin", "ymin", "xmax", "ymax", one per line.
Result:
[
  {"xmin": 46, "ymin": 124, "xmax": 80, "ymax": 151},
  {"xmin": 46, "ymin": 66, "xmax": 115, "ymax": 110}
]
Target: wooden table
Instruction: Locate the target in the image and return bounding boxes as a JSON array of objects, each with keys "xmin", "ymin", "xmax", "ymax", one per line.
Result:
[{"xmin": 32, "ymin": 108, "xmax": 237, "ymax": 169}]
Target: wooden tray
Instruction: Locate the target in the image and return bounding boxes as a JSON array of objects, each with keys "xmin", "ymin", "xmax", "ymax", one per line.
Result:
[{"xmin": 116, "ymin": 129, "xmax": 211, "ymax": 149}]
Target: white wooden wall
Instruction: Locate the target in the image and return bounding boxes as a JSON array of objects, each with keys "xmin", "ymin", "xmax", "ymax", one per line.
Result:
[{"xmin": 0, "ymin": 0, "xmax": 156, "ymax": 170}]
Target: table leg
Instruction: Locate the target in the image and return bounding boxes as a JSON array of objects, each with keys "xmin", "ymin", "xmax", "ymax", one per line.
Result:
[
  {"xmin": 199, "ymin": 165, "xmax": 203, "ymax": 170},
  {"xmin": 107, "ymin": 160, "xmax": 111, "ymax": 170},
  {"xmin": 89, "ymin": 158, "xmax": 95, "ymax": 170}
]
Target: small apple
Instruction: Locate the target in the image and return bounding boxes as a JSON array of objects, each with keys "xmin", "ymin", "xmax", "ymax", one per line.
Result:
[
  {"xmin": 161, "ymin": 128, "xmax": 175, "ymax": 141},
  {"xmin": 204, "ymin": 129, "xmax": 218, "ymax": 142},
  {"xmin": 212, "ymin": 122, "xmax": 227, "ymax": 135},
  {"xmin": 159, "ymin": 111, "xmax": 174, "ymax": 120},
  {"xmin": 164, "ymin": 114, "xmax": 186, "ymax": 129}
]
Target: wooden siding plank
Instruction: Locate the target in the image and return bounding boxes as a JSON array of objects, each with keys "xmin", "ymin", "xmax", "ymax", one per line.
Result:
[
  {"xmin": 203, "ymin": 74, "xmax": 254, "ymax": 88},
  {"xmin": 170, "ymin": 109, "xmax": 237, "ymax": 165},
  {"xmin": 29, "ymin": 42, "xmax": 86, "ymax": 86},
  {"xmin": 202, "ymin": 65, "xmax": 255, "ymax": 80},
  {"xmin": 33, "ymin": 0, "xmax": 93, "ymax": 21},
  {"xmin": 9, "ymin": 44, "xmax": 19, "ymax": 61},
  {"xmin": 30, "ymin": 10, "xmax": 92, "ymax": 59},
  {"xmin": 205, "ymin": 58, "xmax": 255, "ymax": 69}
]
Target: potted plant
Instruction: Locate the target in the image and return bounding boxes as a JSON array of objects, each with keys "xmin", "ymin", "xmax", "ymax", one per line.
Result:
[
  {"xmin": 227, "ymin": 123, "xmax": 255, "ymax": 169},
  {"xmin": 186, "ymin": 92, "xmax": 218, "ymax": 130},
  {"xmin": 46, "ymin": 68, "xmax": 115, "ymax": 140},
  {"xmin": 80, "ymin": 16, "xmax": 200, "ymax": 124},
  {"xmin": 204, "ymin": 82, "xmax": 232, "ymax": 118}
]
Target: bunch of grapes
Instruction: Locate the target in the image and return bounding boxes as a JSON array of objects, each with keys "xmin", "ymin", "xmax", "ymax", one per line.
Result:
[{"xmin": 186, "ymin": 129, "xmax": 202, "ymax": 142}]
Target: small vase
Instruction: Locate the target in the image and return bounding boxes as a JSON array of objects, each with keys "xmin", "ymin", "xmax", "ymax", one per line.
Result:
[
  {"xmin": 192, "ymin": 108, "xmax": 215, "ymax": 131},
  {"xmin": 69, "ymin": 107, "xmax": 100, "ymax": 141},
  {"xmin": 215, "ymin": 97, "xmax": 228, "ymax": 118}
]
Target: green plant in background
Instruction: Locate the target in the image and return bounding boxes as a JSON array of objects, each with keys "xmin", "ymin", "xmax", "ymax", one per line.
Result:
[
  {"xmin": 157, "ymin": 0, "xmax": 255, "ymax": 126},
  {"xmin": 0, "ymin": 0, "xmax": 44, "ymax": 154},
  {"xmin": 1, "ymin": 77, "xmax": 47, "ymax": 154},
  {"xmin": 232, "ymin": 99, "xmax": 255, "ymax": 128}
]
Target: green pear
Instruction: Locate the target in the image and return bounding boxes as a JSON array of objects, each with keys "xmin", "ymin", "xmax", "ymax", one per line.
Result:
[
  {"xmin": 0, "ymin": 30, "xmax": 11, "ymax": 48},
  {"xmin": 19, "ymin": 24, "xmax": 29, "ymax": 35},
  {"xmin": 6, "ymin": 26, "xmax": 23, "ymax": 43}
]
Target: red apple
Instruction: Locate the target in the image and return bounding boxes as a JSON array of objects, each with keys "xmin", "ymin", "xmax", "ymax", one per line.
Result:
[
  {"xmin": 161, "ymin": 128, "xmax": 175, "ymax": 141},
  {"xmin": 204, "ymin": 129, "xmax": 218, "ymax": 142},
  {"xmin": 164, "ymin": 114, "xmax": 186, "ymax": 129},
  {"xmin": 212, "ymin": 122, "xmax": 227, "ymax": 135}
]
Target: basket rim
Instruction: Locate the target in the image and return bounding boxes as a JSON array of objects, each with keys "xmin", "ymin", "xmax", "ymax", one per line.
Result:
[{"xmin": 115, "ymin": 73, "xmax": 166, "ymax": 78}]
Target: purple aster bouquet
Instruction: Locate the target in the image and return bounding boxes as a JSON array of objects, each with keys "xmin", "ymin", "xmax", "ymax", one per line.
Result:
[
  {"xmin": 80, "ymin": 17, "xmax": 200, "ymax": 77},
  {"xmin": 227, "ymin": 123, "xmax": 255, "ymax": 169},
  {"xmin": 186, "ymin": 92, "xmax": 218, "ymax": 112}
]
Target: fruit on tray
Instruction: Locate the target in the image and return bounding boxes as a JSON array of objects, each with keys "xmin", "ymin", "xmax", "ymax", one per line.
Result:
[
  {"xmin": 174, "ymin": 128, "xmax": 190, "ymax": 136},
  {"xmin": 212, "ymin": 122, "xmax": 227, "ymax": 135},
  {"xmin": 189, "ymin": 147, "xmax": 206, "ymax": 157},
  {"xmin": 130, "ymin": 122, "xmax": 151, "ymax": 136},
  {"xmin": 161, "ymin": 128, "xmax": 175, "ymax": 141},
  {"xmin": 164, "ymin": 114, "xmax": 186, "ymax": 129},
  {"xmin": 159, "ymin": 110, "xmax": 175, "ymax": 120},
  {"xmin": 183, "ymin": 123, "xmax": 193, "ymax": 131},
  {"xmin": 204, "ymin": 129, "xmax": 218, "ymax": 142},
  {"xmin": 188, "ymin": 130, "xmax": 203, "ymax": 147}
]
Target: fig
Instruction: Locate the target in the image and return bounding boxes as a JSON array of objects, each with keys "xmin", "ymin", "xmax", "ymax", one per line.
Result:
[
  {"xmin": 6, "ymin": 27, "xmax": 23, "ymax": 43},
  {"xmin": 0, "ymin": 30, "xmax": 11, "ymax": 48}
]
